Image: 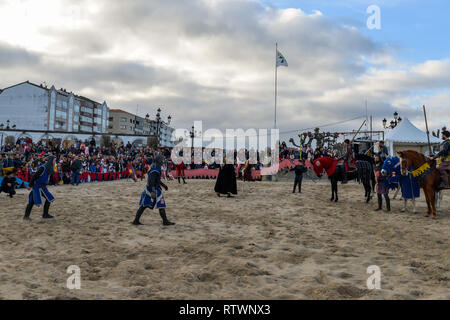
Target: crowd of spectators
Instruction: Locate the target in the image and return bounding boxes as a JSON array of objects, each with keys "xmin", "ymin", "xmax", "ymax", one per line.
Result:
[
  {"xmin": 0, "ymin": 137, "xmax": 173, "ymax": 188},
  {"xmin": 279, "ymin": 141, "xmax": 340, "ymax": 162}
]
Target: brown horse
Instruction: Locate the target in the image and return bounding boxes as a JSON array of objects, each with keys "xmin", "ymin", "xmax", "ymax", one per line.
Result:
[{"xmin": 398, "ymin": 150, "xmax": 449, "ymax": 219}]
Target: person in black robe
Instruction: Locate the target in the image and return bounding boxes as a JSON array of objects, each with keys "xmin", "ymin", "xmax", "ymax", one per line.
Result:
[{"xmin": 215, "ymin": 163, "xmax": 237, "ymax": 198}]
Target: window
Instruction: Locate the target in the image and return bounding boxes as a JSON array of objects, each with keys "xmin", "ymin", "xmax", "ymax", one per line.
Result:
[
  {"xmin": 109, "ymin": 117, "xmax": 114, "ymax": 121},
  {"xmin": 74, "ymin": 116, "xmax": 79, "ymax": 123},
  {"xmin": 121, "ymin": 117, "xmax": 127, "ymax": 122},
  {"xmin": 56, "ymin": 110, "xmax": 67, "ymax": 119},
  {"xmin": 55, "ymin": 121, "xmax": 66, "ymax": 129},
  {"xmin": 80, "ymin": 115, "xmax": 93, "ymax": 123},
  {"xmin": 80, "ymin": 125, "xmax": 92, "ymax": 132},
  {"xmin": 74, "ymin": 104, "xmax": 80, "ymax": 113},
  {"xmin": 56, "ymin": 99, "xmax": 68, "ymax": 110},
  {"xmin": 73, "ymin": 124, "xmax": 79, "ymax": 131},
  {"xmin": 120, "ymin": 125, "xmax": 126, "ymax": 130},
  {"xmin": 81, "ymin": 106, "xmax": 93, "ymax": 114}
]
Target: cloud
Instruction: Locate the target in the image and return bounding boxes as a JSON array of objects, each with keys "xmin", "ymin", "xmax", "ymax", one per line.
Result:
[
  {"xmin": 0, "ymin": 41, "xmax": 40, "ymax": 67},
  {"xmin": 0, "ymin": 0, "xmax": 448, "ymax": 138}
]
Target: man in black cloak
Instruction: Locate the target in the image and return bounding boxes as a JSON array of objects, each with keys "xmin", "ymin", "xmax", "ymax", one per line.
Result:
[{"xmin": 214, "ymin": 162, "xmax": 237, "ymax": 198}]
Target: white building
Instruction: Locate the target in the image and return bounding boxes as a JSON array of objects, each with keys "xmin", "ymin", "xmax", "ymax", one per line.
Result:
[
  {"xmin": 149, "ymin": 121, "xmax": 175, "ymax": 147},
  {"xmin": 0, "ymin": 81, "xmax": 109, "ymax": 133}
]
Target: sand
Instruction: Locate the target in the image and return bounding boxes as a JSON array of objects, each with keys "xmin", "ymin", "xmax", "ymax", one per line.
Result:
[{"xmin": 0, "ymin": 178, "xmax": 449, "ymax": 300}]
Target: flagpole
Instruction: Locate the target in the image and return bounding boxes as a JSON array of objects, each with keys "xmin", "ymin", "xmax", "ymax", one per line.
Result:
[{"xmin": 274, "ymin": 42, "xmax": 278, "ymax": 129}]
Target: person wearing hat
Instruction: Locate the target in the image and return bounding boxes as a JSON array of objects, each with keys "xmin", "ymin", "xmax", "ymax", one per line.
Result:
[
  {"xmin": 432, "ymin": 130, "xmax": 450, "ymax": 190},
  {"xmin": 132, "ymin": 154, "xmax": 175, "ymax": 226},
  {"xmin": 24, "ymin": 155, "xmax": 57, "ymax": 220}
]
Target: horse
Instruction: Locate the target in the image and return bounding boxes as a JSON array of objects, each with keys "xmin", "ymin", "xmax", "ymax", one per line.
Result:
[
  {"xmin": 398, "ymin": 150, "xmax": 449, "ymax": 219},
  {"xmin": 312, "ymin": 157, "xmax": 374, "ymax": 203},
  {"xmin": 381, "ymin": 156, "xmax": 420, "ymax": 213}
]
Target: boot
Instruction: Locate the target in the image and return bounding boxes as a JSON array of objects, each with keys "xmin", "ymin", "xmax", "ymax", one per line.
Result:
[
  {"xmin": 374, "ymin": 195, "xmax": 382, "ymax": 211},
  {"xmin": 437, "ymin": 172, "xmax": 449, "ymax": 190},
  {"xmin": 42, "ymin": 201, "xmax": 54, "ymax": 219},
  {"xmin": 24, "ymin": 203, "xmax": 33, "ymax": 220},
  {"xmin": 132, "ymin": 206, "xmax": 145, "ymax": 225},
  {"xmin": 183, "ymin": 177, "xmax": 187, "ymax": 184},
  {"xmin": 178, "ymin": 177, "xmax": 181, "ymax": 184},
  {"xmin": 385, "ymin": 196, "xmax": 391, "ymax": 212},
  {"xmin": 159, "ymin": 209, "xmax": 175, "ymax": 226}
]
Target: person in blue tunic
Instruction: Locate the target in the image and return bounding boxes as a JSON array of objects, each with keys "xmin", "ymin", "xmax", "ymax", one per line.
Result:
[
  {"xmin": 132, "ymin": 155, "xmax": 175, "ymax": 226},
  {"xmin": 24, "ymin": 155, "xmax": 56, "ymax": 220}
]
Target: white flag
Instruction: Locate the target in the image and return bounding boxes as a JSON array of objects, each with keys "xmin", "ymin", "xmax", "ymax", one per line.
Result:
[{"xmin": 276, "ymin": 50, "xmax": 288, "ymax": 67}]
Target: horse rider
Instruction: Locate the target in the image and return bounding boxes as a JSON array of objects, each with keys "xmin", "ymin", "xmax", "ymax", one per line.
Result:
[
  {"xmin": 431, "ymin": 130, "xmax": 450, "ymax": 190},
  {"xmin": 339, "ymin": 139, "xmax": 356, "ymax": 184}
]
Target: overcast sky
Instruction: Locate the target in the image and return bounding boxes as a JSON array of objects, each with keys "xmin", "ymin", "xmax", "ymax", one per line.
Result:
[{"xmin": 0, "ymin": 0, "xmax": 448, "ymax": 143}]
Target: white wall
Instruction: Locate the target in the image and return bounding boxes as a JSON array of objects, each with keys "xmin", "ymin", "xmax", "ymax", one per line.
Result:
[{"xmin": 0, "ymin": 83, "xmax": 49, "ymax": 131}]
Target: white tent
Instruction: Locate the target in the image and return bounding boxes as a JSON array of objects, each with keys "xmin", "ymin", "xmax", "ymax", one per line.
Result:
[{"xmin": 385, "ymin": 118, "xmax": 441, "ymax": 156}]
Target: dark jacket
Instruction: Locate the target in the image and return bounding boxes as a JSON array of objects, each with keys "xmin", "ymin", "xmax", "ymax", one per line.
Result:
[
  {"xmin": 147, "ymin": 169, "xmax": 167, "ymax": 192},
  {"xmin": 294, "ymin": 165, "xmax": 308, "ymax": 176},
  {"xmin": 1, "ymin": 176, "xmax": 17, "ymax": 192},
  {"xmin": 71, "ymin": 159, "xmax": 82, "ymax": 172},
  {"xmin": 3, "ymin": 158, "xmax": 14, "ymax": 168},
  {"xmin": 435, "ymin": 140, "xmax": 449, "ymax": 159}
]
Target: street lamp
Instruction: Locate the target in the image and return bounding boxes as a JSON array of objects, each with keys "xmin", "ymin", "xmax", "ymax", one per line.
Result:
[{"xmin": 383, "ymin": 112, "xmax": 402, "ymax": 129}]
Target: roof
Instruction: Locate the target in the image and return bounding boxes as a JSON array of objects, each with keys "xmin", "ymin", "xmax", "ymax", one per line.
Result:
[
  {"xmin": 109, "ymin": 109, "xmax": 135, "ymax": 116},
  {"xmin": 1, "ymin": 81, "xmax": 105, "ymax": 105},
  {"xmin": 385, "ymin": 118, "xmax": 441, "ymax": 144},
  {"xmin": 1, "ymin": 80, "xmax": 49, "ymax": 92}
]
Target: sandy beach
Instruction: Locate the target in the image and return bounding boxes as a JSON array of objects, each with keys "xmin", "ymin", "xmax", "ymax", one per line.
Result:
[{"xmin": 0, "ymin": 178, "xmax": 449, "ymax": 300}]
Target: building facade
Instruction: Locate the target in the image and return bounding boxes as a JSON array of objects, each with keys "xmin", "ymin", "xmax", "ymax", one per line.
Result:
[
  {"xmin": 0, "ymin": 81, "xmax": 109, "ymax": 133},
  {"xmin": 108, "ymin": 109, "xmax": 176, "ymax": 147},
  {"xmin": 108, "ymin": 109, "xmax": 136, "ymax": 135}
]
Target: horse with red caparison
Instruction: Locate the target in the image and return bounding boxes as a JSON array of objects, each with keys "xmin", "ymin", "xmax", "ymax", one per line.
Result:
[{"xmin": 312, "ymin": 156, "xmax": 374, "ymax": 203}]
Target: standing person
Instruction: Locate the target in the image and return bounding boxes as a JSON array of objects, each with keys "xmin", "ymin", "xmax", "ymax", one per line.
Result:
[
  {"xmin": 214, "ymin": 161, "xmax": 238, "ymax": 198},
  {"xmin": 374, "ymin": 155, "xmax": 390, "ymax": 212},
  {"xmin": 176, "ymin": 161, "xmax": 187, "ymax": 184},
  {"xmin": 431, "ymin": 130, "xmax": 450, "ymax": 190},
  {"xmin": 292, "ymin": 160, "xmax": 308, "ymax": 193},
  {"xmin": 71, "ymin": 155, "xmax": 82, "ymax": 186},
  {"xmin": 3, "ymin": 153, "xmax": 15, "ymax": 171},
  {"xmin": 132, "ymin": 155, "xmax": 175, "ymax": 226},
  {"xmin": 24, "ymin": 155, "xmax": 56, "ymax": 220}
]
